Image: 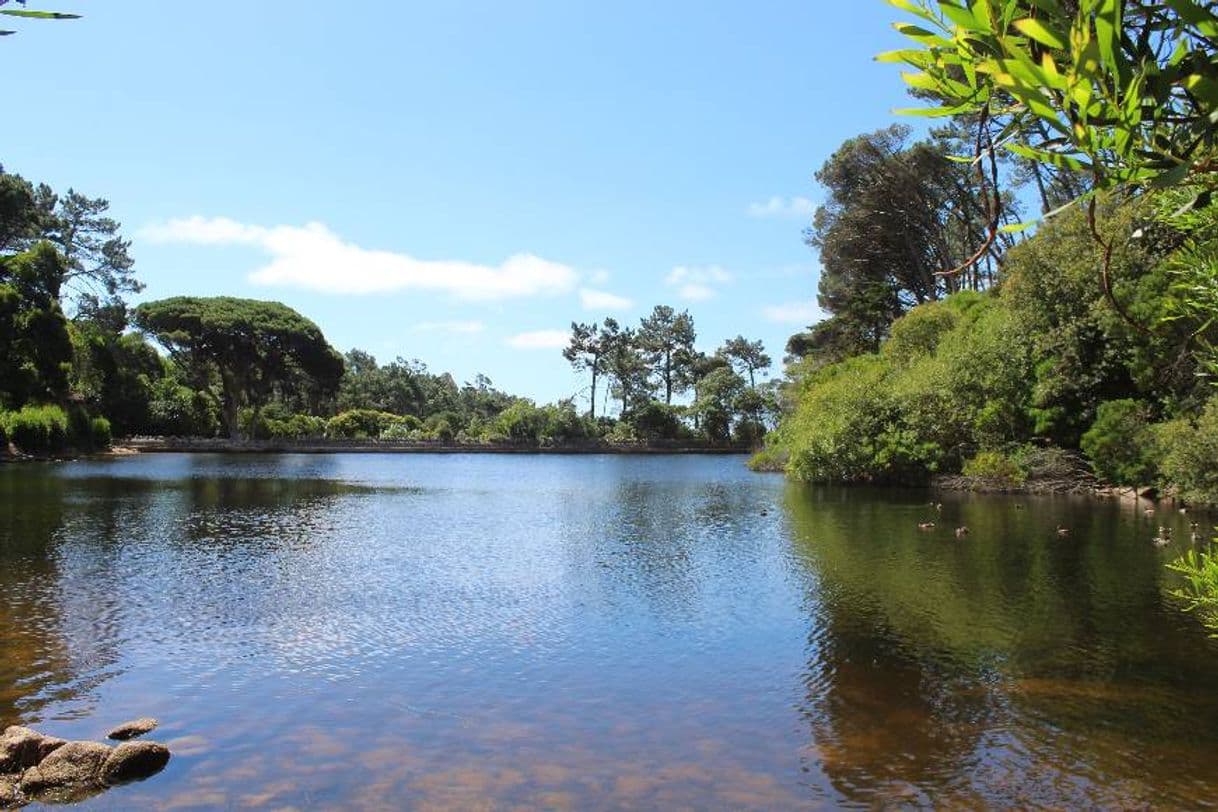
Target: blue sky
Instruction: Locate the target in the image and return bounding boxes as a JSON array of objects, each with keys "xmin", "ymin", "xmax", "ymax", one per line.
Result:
[{"xmin": 4, "ymin": 1, "xmax": 912, "ymax": 408}]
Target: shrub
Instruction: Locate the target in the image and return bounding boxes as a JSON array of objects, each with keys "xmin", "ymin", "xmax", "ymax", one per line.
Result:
[
  {"xmin": 90, "ymin": 416, "xmax": 112, "ymax": 449},
  {"xmin": 253, "ymin": 412, "xmax": 326, "ymax": 440},
  {"xmin": 785, "ymin": 355, "xmax": 917, "ymax": 483},
  {"xmin": 325, "ymin": 409, "xmax": 409, "ymax": 439},
  {"xmin": 4, "ymin": 404, "xmax": 70, "ymax": 453},
  {"xmin": 962, "ymin": 449, "xmax": 1028, "ymax": 487},
  {"xmin": 604, "ymin": 419, "xmax": 638, "ymax": 443},
  {"xmin": 428, "ymin": 417, "xmax": 455, "ymax": 443},
  {"xmin": 66, "ymin": 405, "xmax": 92, "ymax": 449},
  {"xmin": 747, "ymin": 443, "xmax": 788, "ymax": 472},
  {"xmin": 540, "ymin": 403, "xmax": 592, "ymax": 443},
  {"xmin": 493, "ymin": 401, "xmax": 547, "ymax": 443},
  {"xmin": 1081, "ymin": 399, "xmax": 1158, "ymax": 487},
  {"xmin": 1158, "ymin": 397, "xmax": 1218, "ymax": 504},
  {"xmin": 629, "ymin": 402, "xmax": 683, "ymax": 442},
  {"xmin": 149, "ymin": 379, "xmax": 220, "ymax": 437},
  {"xmin": 380, "ymin": 422, "xmax": 419, "ymax": 441}
]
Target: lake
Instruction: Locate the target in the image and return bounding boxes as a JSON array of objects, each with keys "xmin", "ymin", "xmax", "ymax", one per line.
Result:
[{"xmin": 2, "ymin": 453, "xmax": 1217, "ymax": 809}]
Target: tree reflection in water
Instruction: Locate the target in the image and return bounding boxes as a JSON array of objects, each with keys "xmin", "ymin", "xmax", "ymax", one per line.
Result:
[{"xmin": 782, "ymin": 483, "xmax": 1218, "ymax": 807}]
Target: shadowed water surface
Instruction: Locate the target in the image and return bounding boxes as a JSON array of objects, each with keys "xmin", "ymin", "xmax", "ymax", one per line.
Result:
[{"xmin": 2, "ymin": 453, "xmax": 1217, "ymax": 809}]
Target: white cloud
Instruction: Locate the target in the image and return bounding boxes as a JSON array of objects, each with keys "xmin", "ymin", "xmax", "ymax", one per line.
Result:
[
  {"xmin": 139, "ymin": 216, "xmax": 579, "ymax": 301},
  {"xmin": 665, "ymin": 265, "xmax": 732, "ymax": 302},
  {"xmin": 412, "ymin": 320, "xmax": 486, "ymax": 334},
  {"xmin": 747, "ymin": 196, "xmax": 817, "ymax": 220},
  {"xmin": 579, "ymin": 288, "xmax": 634, "ymax": 311},
  {"xmin": 507, "ymin": 329, "xmax": 571, "ymax": 350},
  {"xmin": 762, "ymin": 300, "xmax": 827, "ymax": 325}
]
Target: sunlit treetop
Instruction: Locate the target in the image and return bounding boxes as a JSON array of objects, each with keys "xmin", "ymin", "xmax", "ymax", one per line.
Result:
[{"xmin": 882, "ymin": 0, "xmax": 1218, "ymax": 204}]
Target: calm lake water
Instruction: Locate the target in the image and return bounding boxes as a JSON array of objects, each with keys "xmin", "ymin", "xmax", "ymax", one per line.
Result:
[{"xmin": 2, "ymin": 453, "xmax": 1218, "ymax": 809}]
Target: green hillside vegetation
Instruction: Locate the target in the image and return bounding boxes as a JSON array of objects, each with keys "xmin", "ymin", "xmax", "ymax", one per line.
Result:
[{"xmin": 760, "ymin": 190, "xmax": 1218, "ymax": 505}]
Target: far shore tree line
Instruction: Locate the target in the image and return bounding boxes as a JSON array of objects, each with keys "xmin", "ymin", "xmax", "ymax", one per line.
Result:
[{"xmin": 0, "ymin": 165, "xmax": 774, "ymax": 453}]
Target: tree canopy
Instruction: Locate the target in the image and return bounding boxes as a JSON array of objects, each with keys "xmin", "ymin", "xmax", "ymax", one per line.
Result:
[
  {"xmin": 884, "ymin": 0, "xmax": 1218, "ymax": 196},
  {"xmin": 134, "ymin": 297, "xmax": 345, "ymax": 439}
]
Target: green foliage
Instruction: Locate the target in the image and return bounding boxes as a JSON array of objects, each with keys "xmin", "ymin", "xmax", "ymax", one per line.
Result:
[
  {"xmin": 782, "ymin": 291, "xmax": 1035, "ymax": 483},
  {"xmin": 0, "ymin": 243, "xmax": 74, "ymax": 408},
  {"xmin": 1158, "ymin": 396, "xmax": 1218, "ymax": 505},
  {"xmin": 148, "ymin": 378, "xmax": 219, "ymax": 437},
  {"xmin": 338, "ymin": 353, "xmax": 518, "ymax": 434},
  {"xmin": 638, "ymin": 306, "xmax": 697, "ymax": 404},
  {"xmin": 784, "ymin": 355, "xmax": 910, "ymax": 483},
  {"xmin": 603, "ymin": 419, "xmax": 639, "ymax": 444},
  {"xmin": 746, "ymin": 443, "xmax": 788, "ymax": 473},
  {"xmin": 1081, "ymin": 399, "xmax": 1158, "ymax": 486},
  {"xmin": 883, "ymin": 296, "xmax": 963, "ymax": 366},
  {"xmin": 3, "ymin": 404, "xmax": 69, "ymax": 453},
  {"xmin": 719, "ymin": 335, "xmax": 772, "ymax": 388},
  {"xmin": 0, "ymin": 4, "xmax": 81, "ymax": 37},
  {"xmin": 89, "ymin": 416, "xmax": 112, "ymax": 449},
  {"xmin": 692, "ymin": 366, "xmax": 747, "ymax": 445},
  {"xmin": 1000, "ymin": 197, "xmax": 1180, "ymax": 444},
  {"xmin": 884, "ymin": 0, "xmax": 1218, "ymax": 193},
  {"xmin": 423, "ymin": 414, "xmax": 457, "ymax": 442},
  {"xmin": 1155, "ymin": 186, "xmax": 1218, "ymax": 380},
  {"xmin": 326, "ymin": 410, "xmax": 410, "ymax": 440},
  {"xmin": 135, "ymin": 296, "xmax": 345, "ymax": 440},
  {"xmin": 490, "ymin": 401, "xmax": 589, "ymax": 444},
  {"xmin": 539, "ymin": 402, "xmax": 595, "ymax": 443},
  {"xmin": 1168, "ymin": 549, "xmax": 1218, "ymax": 636},
  {"xmin": 962, "ymin": 449, "xmax": 1028, "ymax": 487},
  {"xmin": 240, "ymin": 405, "xmax": 328, "ymax": 440},
  {"xmin": 806, "ymin": 125, "xmax": 1008, "ymax": 365},
  {"xmin": 629, "ymin": 401, "xmax": 685, "ymax": 442}
]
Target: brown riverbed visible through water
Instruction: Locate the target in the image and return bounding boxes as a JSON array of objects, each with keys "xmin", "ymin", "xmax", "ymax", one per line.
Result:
[{"xmin": 2, "ymin": 453, "xmax": 1217, "ymax": 809}]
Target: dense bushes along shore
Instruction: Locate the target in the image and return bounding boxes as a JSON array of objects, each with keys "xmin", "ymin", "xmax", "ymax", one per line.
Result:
[
  {"xmin": 758, "ymin": 191, "xmax": 1218, "ymax": 506},
  {"xmin": 1, "ymin": 404, "xmax": 111, "ymax": 456}
]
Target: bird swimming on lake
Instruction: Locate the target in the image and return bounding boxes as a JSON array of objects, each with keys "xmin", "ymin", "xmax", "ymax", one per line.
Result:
[
  {"xmin": 1056, "ymin": 525, "xmax": 1071, "ymax": 537},
  {"xmin": 955, "ymin": 526, "xmax": 970, "ymax": 538},
  {"xmin": 918, "ymin": 522, "xmax": 936, "ymax": 531}
]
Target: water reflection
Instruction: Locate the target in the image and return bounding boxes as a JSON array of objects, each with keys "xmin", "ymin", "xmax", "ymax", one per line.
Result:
[
  {"xmin": 2, "ymin": 456, "xmax": 1218, "ymax": 808},
  {"xmin": 783, "ymin": 483, "xmax": 1218, "ymax": 807}
]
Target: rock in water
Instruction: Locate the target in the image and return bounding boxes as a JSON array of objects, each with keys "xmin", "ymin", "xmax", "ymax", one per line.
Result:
[
  {"xmin": 0, "ymin": 774, "xmax": 24, "ymax": 809},
  {"xmin": 0, "ymin": 727, "xmax": 66, "ymax": 773},
  {"xmin": 99, "ymin": 742, "xmax": 171, "ymax": 786},
  {"xmin": 18, "ymin": 741, "xmax": 112, "ymax": 797},
  {"xmin": 106, "ymin": 719, "xmax": 159, "ymax": 741}
]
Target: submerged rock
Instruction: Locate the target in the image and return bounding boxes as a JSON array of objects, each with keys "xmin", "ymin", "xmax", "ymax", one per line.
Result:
[
  {"xmin": 99, "ymin": 741, "xmax": 170, "ymax": 786},
  {"xmin": 106, "ymin": 718, "xmax": 159, "ymax": 741},
  {"xmin": 18, "ymin": 741, "xmax": 111, "ymax": 797},
  {"xmin": 0, "ymin": 727, "xmax": 66, "ymax": 773}
]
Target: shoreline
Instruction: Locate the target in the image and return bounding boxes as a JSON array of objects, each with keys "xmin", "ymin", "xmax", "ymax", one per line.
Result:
[{"xmin": 113, "ymin": 438, "xmax": 753, "ymax": 457}]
